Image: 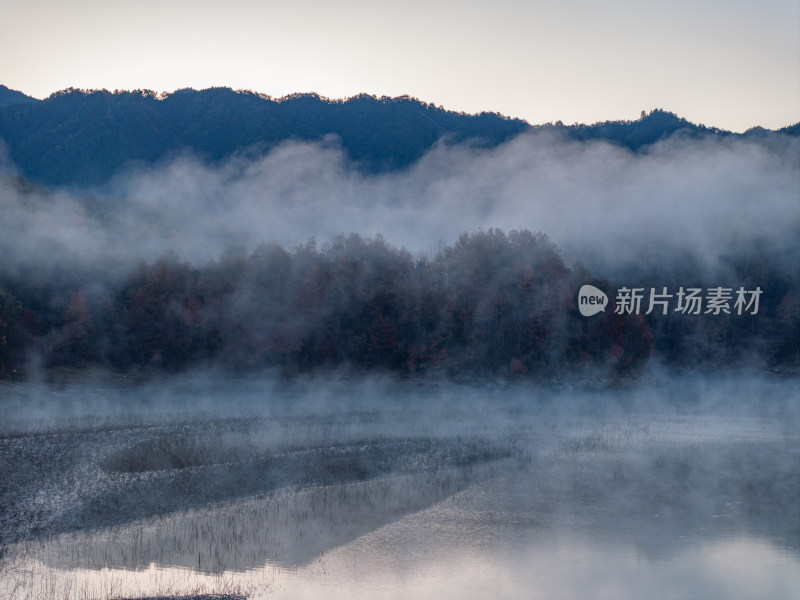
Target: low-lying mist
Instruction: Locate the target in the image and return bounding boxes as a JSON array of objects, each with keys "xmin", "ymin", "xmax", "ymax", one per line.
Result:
[
  {"xmin": 1, "ymin": 130, "xmax": 797, "ymax": 276},
  {"xmin": 1, "ymin": 375, "xmax": 798, "ymax": 589}
]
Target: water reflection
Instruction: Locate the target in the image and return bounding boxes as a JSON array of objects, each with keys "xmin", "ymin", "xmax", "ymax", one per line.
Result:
[
  {"xmin": 298, "ymin": 530, "xmax": 800, "ymax": 600},
  {"xmin": 4, "ymin": 478, "xmax": 799, "ymax": 600},
  {"xmin": 1, "ymin": 382, "xmax": 799, "ymax": 599}
]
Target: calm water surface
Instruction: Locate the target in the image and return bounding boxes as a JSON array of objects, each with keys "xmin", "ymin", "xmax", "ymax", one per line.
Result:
[{"xmin": 1, "ymin": 378, "xmax": 798, "ymax": 599}]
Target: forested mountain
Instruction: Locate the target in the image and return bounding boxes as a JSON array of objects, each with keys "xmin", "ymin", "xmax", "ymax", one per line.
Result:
[
  {"xmin": 0, "ymin": 85, "xmax": 37, "ymax": 108},
  {"xmin": 1, "ymin": 85, "xmax": 796, "ymax": 187},
  {"xmin": 0, "ymin": 87, "xmax": 527, "ymax": 186}
]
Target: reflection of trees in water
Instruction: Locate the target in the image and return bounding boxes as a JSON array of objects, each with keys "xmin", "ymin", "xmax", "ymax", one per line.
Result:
[
  {"xmin": 40, "ymin": 462, "xmax": 510, "ymax": 573},
  {"xmin": 8, "ymin": 421, "xmax": 797, "ymax": 577},
  {"xmin": 2, "ymin": 380, "xmax": 798, "ymax": 585}
]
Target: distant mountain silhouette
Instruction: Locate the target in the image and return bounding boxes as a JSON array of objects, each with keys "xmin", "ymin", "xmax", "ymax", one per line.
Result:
[
  {"xmin": 0, "ymin": 86, "xmax": 796, "ymax": 187},
  {"xmin": 0, "ymin": 87, "xmax": 527, "ymax": 186},
  {"xmin": 779, "ymin": 122, "xmax": 800, "ymax": 136},
  {"xmin": 554, "ymin": 109, "xmax": 727, "ymax": 147},
  {"xmin": 0, "ymin": 85, "xmax": 37, "ymax": 108}
]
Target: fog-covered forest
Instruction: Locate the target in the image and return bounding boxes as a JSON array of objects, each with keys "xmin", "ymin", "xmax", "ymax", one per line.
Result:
[
  {"xmin": 0, "ymin": 220, "xmax": 797, "ymax": 379},
  {"xmin": 1, "ymin": 87, "xmax": 798, "ymax": 380}
]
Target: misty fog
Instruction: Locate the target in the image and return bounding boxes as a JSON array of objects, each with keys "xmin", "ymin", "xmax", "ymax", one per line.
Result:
[
  {"xmin": 1, "ymin": 120, "xmax": 799, "ymax": 599},
  {"xmin": 1, "ymin": 130, "xmax": 797, "ymax": 278},
  {"xmin": 1, "ymin": 374, "xmax": 798, "ymax": 599}
]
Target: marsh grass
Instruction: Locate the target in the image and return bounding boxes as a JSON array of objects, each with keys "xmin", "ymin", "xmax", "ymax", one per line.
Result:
[{"xmin": 1, "ymin": 459, "xmax": 514, "ymax": 600}]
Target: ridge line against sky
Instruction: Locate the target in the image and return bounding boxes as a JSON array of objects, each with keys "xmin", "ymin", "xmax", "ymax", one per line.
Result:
[
  {"xmin": 3, "ymin": 85, "xmax": 798, "ymax": 134},
  {"xmin": 1, "ymin": 0, "xmax": 798, "ymax": 133}
]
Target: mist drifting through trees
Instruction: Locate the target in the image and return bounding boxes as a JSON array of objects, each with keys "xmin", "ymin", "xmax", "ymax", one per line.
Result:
[
  {"xmin": 0, "ymin": 94, "xmax": 798, "ymax": 380},
  {"xmin": 0, "ymin": 222, "xmax": 797, "ymax": 379}
]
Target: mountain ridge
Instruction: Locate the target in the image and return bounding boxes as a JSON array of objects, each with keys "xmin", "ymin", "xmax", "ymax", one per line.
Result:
[
  {"xmin": 0, "ymin": 85, "xmax": 797, "ymax": 187},
  {"xmin": 0, "ymin": 85, "xmax": 38, "ymax": 108}
]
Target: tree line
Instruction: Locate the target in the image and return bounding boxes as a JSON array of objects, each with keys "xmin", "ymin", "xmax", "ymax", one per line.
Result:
[
  {"xmin": 1, "ymin": 229, "xmax": 668, "ymax": 379},
  {"xmin": 2, "ymin": 227, "xmax": 796, "ymax": 380}
]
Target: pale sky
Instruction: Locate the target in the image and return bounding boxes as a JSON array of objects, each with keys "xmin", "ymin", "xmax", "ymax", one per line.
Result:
[{"xmin": 1, "ymin": 0, "xmax": 798, "ymax": 131}]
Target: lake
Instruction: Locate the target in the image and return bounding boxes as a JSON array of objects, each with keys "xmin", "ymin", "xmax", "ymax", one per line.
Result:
[{"xmin": 1, "ymin": 375, "xmax": 798, "ymax": 599}]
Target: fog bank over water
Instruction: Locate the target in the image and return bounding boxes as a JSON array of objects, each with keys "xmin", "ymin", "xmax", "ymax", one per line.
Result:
[
  {"xmin": 3, "ymin": 372, "xmax": 799, "ymax": 432},
  {"xmin": 1, "ymin": 374, "xmax": 798, "ymax": 599}
]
